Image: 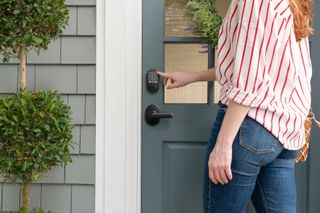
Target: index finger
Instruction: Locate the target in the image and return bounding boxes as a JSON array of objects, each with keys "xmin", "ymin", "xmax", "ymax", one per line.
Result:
[{"xmin": 156, "ymin": 71, "xmax": 170, "ymax": 78}]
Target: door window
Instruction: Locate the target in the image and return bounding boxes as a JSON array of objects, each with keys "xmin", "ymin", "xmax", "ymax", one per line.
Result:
[
  {"xmin": 164, "ymin": 43, "xmax": 208, "ymax": 103},
  {"xmin": 165, "ymin": 0, "xmax": 201, "ymax": 37}
]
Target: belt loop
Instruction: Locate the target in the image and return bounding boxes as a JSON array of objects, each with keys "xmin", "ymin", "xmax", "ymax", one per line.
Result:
[{"xmin": 217, "ymin": 101, "xmax": 228, "ymax": 112}]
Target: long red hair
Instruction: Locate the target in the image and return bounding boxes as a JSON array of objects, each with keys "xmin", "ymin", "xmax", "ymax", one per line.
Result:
[{"xmin": 289, "ymin": 0, "xmax": 314, "ymax": 41}]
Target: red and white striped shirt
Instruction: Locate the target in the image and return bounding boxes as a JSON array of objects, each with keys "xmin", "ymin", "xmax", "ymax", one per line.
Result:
[{"xmin": 215, "ymin": 0, "xmax": 312, "ymax": 150}]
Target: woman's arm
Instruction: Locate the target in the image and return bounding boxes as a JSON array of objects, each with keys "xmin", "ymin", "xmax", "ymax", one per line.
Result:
[
  {"xmin": 156, "ymin": 67, "xmax": 216, "ymax": 89},
  {"xmin": 208, "ymin": 100, "xmax": 250, "ymax": 185},
  {"xmin": 191, "ymin": 67, "xmax": 216, "ymax": 82},
  {"xmin": 217, "ymin": 100, "xmax": 250, "ymax": 144}
]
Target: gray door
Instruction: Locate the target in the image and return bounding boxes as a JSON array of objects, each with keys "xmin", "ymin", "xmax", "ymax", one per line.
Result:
[{"xmin": 142, "ymin": 0, "xmax": 313, "ymax": 213}]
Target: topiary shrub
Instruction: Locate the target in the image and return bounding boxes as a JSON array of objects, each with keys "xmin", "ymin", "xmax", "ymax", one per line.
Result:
[
  {"xmin": 0, "ymin": 90, "xmax": 74, "ymax": 213},
  {"xmin": 0, "ymin": 0, "xmax": 69, "ymax": 90},
  {"xmin": 0, "ymin": 0, "xmax": 70, "ymax": 212}
]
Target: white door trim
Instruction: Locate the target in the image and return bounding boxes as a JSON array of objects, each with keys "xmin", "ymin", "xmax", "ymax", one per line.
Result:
[{"xmin": 95, "ymin": 0, "xmax": 142, "ymax": 212}]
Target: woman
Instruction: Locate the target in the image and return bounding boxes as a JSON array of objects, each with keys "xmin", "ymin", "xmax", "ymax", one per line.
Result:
[{"xmin": 157, "ymin": 0, "xmax": 313, "ymax": 212}]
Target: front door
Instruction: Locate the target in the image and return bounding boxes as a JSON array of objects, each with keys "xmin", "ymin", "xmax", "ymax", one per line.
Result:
[{"xmin": 141, "ymin": 0, "xmax": 310, "ymax": 212}]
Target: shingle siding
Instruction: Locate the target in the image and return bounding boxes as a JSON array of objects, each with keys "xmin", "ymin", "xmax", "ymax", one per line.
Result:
[
  {"xmin": 35, "ymin": 165, "xmax": 65, "ymax": 184},
  {"xmin": 69, "ymin": 95, "xmax": 86, "ymax": 124},
  {"xmin": 80, "ymin": 126, "xmax": 96, "ymax": 154},
  {"xmin": 61, "ymin": 37, "xmax": 96, "ymax": 64},
  {"xmin": 35, "ymin": 65, "xmax": 78, "ymax": 93},
  {"xmin": 78, "ymin": 66, "xmax": 96, "ymax": 94},
  {"xmin": 2, "ymin": 183, "xmax": 20, "ymax": 212},
  {"xmin": 70, "ymin": 125, "xmax": 81, "ymax": 154},
  {"xmin": 71, "ymin": 185, "xmax": 95, "ymax": 213},
  {"xmin": 41, "ymin": 185, "xmax": 72, "ymax": 213},
  {"xmin": 0, "ymin": 0, "xmax": 96, "ymax": 212},
  {"xmin": 0, "ymin": 65, "xmax": 18, "ymax": 93},
  {"xmin": 85, "ymin": 95, "xmax": 96, "ymax": 124},
  {"xmin": 28, "ymin": 39, "xmax": 61, "ymax": 64},
  {"xmin": 66, "ymin": 0, "xmax": 96, "ymax": 6},
  {"xmin": 78, "ymin": 8, "xmax": 96, "ymax": 35},
  {"xmin": 65, "ymin": 155, "xmax": 95, "ymax": 184},
  {"xmin": 64, "ymin": 7, "xmax": 78, "ymax": 35}
]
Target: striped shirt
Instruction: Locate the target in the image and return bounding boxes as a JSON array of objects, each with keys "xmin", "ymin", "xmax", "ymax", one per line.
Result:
[{"xmin": 215, "ymin": 0, "xmax": 312, "ymax": 150}]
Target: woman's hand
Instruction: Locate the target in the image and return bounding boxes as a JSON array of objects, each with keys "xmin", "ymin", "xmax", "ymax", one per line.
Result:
[
  {"xmin": 208, "ymin": 140, "xmax": 233, "ymax": 185},
  {"xmin": 208, "ymin": 100, "xmax": 250, "ymax": 185},
  {"xmin": 156, "ymin": 71, "xmax": 195, "ymax": 89}
]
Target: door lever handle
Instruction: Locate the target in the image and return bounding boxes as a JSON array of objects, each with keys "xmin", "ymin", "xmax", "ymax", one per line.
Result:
[
  {"xmin": 145, "ymin": 104, "xmax": 173, "ymax": 126},
  {"xmin": 150, "ymin": 112, "xmax": 173, "ymax": 119}
]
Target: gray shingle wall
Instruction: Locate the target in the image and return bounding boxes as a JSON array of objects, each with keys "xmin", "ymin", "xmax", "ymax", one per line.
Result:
[{"xmin": 0, "ymin": 1, "xmax": 96, "ymax": 212}]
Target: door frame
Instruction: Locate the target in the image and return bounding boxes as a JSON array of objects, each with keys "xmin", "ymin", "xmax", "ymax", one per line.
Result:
[{"xmin": 95, "ymin": 0, "xmax": 142, "ymax": 212}]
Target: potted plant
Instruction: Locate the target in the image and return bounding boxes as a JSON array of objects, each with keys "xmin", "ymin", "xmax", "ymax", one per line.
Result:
[{"xmin": 0, "ymin": 1, "xmax": 72, "ymax": 213}]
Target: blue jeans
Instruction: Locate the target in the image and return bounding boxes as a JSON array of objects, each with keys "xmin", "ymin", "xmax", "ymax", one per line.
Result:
[{"xmin": 202, "ymin": 101, "xmax": 301, "ymax": 213}]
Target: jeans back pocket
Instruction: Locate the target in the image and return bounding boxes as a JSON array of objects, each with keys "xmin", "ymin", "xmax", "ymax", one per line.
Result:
[{"xmin": 239, "ymin": 116, "xmax": 277, "ymax": 154}]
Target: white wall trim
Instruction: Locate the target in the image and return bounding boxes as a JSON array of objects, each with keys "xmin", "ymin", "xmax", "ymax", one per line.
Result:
[{"xmin": 95, "ymin": 0, "xmax": 142, "ymax": 212}]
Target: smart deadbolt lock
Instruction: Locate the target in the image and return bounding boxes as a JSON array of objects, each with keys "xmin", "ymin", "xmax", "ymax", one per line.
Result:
[{"xmin": 146, "ymin": 68, "xmax": 160, "ymax": 93}]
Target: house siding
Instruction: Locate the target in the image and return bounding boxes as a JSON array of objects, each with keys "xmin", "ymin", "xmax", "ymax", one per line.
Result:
[{"xmin": 0, "ymin": 0, "xmax": 96, "ymax": 212}]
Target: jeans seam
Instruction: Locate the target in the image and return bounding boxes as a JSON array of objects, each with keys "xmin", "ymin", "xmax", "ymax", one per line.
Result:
[
  {"xmin": 257, "ymin": 177, "xmax": 270, "ymax": 213},
  {"xmin": 207, "ymin": 179, "xmax": 211, "ymax": 213}
]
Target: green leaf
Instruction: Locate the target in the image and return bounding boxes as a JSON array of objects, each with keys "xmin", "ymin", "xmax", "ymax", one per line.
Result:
[
  {"xmin": 12, "ymin": 115, "xmax": 18, "ymax": 122},
  {"xmin": 22, "ymin": 161, "xmax": 29, "ymax": 171},
  {"xmin": 20, "ymin": 98, "xmax": 27, "ymax": 106},
  {"xmin": 32, "ymin": 36, "xmax": 43, "ymax": 44},
  {"xmin": 13, "ymin": 10, "xmax": 20, "ymax": 15},
  {"xmin": 44, "ymin": 124, "xmax": 50, "ymax": 131}
]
